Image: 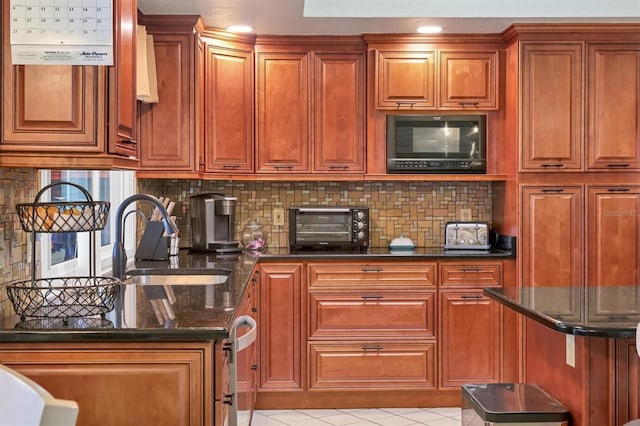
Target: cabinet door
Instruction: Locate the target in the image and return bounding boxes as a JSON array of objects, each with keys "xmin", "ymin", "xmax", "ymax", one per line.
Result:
[
  {"xmin": 521, "ymin": 186, "xmax": 583, "ymax": 315},
  {"xmin": 259, "ymin": 264, "xmax": 304, "ymax": 390},
  {"xmin": 1, "ymin": 3, "xmax": 103, "ymax": 153},
  {"xmin": 108, "ymin": 0, "xmax": 137, "ymax": 157},
  {"xmin": 376, "ymin": 51, "xmax": 435, "ymax": 109},
  {"xmin": 588, "ymin": 187, "xmax": 640, "ymax": 287},
  {"xmin": 587, "ymin": 44, "xmax": 640, "ymax": 170},
  {"xmin": 204, "ymin": 45, "xmax": 254, "ymax": 173},
  {"xmin": 256, "ymin": 52, "xmax": 310, "ymax": 172},
  {"xmin": 520, "ymin": 43, "xmax": 583, "ymax": 171},
  {"xmin": 440, "ymin": 291, "xmax": 501, "ymax": 387},
  {"xmin": 617, "ymin": 338, "xmax": 640, "ymax": 424},
  {"xmin": 313, "ymin": 52, "xmax": 365, "ymax": 173},
  {"xmin": 438, "ymin": 50, "xmax": 499, "ymax": 110},
  {"xmin": 0, "ymin": 342, "xmax": 212, "ymax": 426},
  {"xmin": 138, "ymin": 33, "xmax": 196, "ymax": 170}
]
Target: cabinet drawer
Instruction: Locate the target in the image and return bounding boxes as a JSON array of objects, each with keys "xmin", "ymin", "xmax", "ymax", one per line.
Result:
[
  {"xmin": 439, "ymin": 263, "xmax": 502, "ymax": 287},
  {"xmin": 308, "ymin": 342, "xmax": 435, "ymax": 389},
  {"xmin": 308, "ymin": 263, "xmax": 436, "ymax": 289},
  {"xmin": 309, "ymin": 292, "xmax": 435, "ymax": 339}
]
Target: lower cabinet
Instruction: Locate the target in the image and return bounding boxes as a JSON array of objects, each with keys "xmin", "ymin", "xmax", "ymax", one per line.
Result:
[
  {"xmin": 257, "ymin": 259, "xmax": 509, "ymax": 409},
  {"xmin": 439, "ymin": 291, "xmax": 502, "ymax": 387},
  {"xmin": 0, "ymin": 342, "xmax": 216, "ymax": 426},
  {"xmin": 258, "ymin": 263, "xmax": 304, "ymax": 391}
]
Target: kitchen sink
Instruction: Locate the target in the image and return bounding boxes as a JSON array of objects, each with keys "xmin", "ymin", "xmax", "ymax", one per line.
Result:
[{"xmin": 122, "ymin": 268, "xmax": 231, "ymax": 286}]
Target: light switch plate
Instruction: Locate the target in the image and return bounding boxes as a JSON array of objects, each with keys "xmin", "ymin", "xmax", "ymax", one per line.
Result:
[{"xmin": 566, "ymin": 334, "xmax": 576, "ymax": 367}]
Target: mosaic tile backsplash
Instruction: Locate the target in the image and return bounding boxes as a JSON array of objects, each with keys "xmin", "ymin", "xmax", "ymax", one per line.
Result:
[
  {"xmin": 138, "ymin": 180, "xmax": 492, "ymax": 249},
  {"xmin": 0, "ymin": 168, "xmax": 39, "ymax": 320}
]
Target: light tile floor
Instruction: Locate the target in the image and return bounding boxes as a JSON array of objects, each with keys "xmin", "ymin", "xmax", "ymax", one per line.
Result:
[{"xmin": 253, "ymin": 407, "xmax": 461, "ymax": 426}]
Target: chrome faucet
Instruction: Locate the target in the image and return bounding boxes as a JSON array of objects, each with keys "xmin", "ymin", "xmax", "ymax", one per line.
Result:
[{"xmin": 112, "ymin": 194, "xmax": 178, "ymax": 280}]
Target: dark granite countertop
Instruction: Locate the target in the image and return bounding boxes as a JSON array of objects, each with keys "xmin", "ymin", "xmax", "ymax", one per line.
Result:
[
  {"xmin": 485, "ymin": 286, "xmax": 639, "ymax": 338},
  {"xmin": 0, "ymin": 245, "xmax": 513, "ymax": 343}
]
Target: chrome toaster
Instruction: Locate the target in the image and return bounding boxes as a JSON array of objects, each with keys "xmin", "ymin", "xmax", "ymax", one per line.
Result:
[{"xmin": 445, "ymin": 222, "xmax": 491, "ymax": 250}]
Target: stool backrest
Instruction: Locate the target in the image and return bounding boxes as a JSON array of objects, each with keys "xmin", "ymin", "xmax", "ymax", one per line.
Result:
[{"xmin": 0, "ymin": 364, "xmax": 79, "ymax": 426}]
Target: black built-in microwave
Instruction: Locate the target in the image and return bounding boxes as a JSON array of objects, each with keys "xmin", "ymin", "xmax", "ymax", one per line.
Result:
[{"xmin": 387, "ymin": 114, "xmax": 486, "ymax": 173}]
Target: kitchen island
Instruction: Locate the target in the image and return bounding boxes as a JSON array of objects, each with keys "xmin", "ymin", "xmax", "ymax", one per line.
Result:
[
  {"xmin": 0, "ymin": 252, "xmax": 260, "ymax": 426},
  {"xmin": 485, "ymin": 286, "xmax": 640, "ymax": 426}
]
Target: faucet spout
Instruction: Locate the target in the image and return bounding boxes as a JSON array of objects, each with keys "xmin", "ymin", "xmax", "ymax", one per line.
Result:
[{"xmin": 112, "ymin": 194, "xmax": 178, "ymax": 280}]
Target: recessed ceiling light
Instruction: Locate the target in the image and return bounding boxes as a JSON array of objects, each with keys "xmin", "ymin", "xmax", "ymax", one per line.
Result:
[
  {"xmin": 416, "ymin": 26, "xmax": 442, "ymax": 34},
  {"xmin": 226, "ymin": 25, "xmax": 253, "ymax": 33}
]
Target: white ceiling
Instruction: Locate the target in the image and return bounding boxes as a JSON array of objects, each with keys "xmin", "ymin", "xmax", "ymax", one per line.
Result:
[{"xmin": 136, "ymin": 0, "xmax": 640, "ymax": 35}]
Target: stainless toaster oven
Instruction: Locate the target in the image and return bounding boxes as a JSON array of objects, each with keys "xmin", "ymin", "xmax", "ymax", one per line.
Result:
[{"xmin": 289, "ymin": 207, "xmax": 369, "ymax": 252}]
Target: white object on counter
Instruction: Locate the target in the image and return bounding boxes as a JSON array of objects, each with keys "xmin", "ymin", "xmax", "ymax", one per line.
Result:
[{"xmin": 389, "ymin": 234, "xmax": 416, "ymax": 251}]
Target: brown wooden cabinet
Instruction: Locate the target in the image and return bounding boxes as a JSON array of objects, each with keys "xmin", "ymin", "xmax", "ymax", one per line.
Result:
[
  {"xmin": 587, "ymin": 44, "xmax": 640, "ymax": 170},
  {"xmin": 203, "ymin": 37, "xmax": 254, "ymax": 173},
  {"xmin": 520, "ymin": 186, "xmax": 583, "ymax": 290},
  {"xmin": 306, "ymin": 261, "xmax": 436, "ymax": 391},
  {"xmin": 258, "ymin": 263, "xmax": 304, "ymax": 391},
  {"xmin": 0, "ymin": 342, "xmax": 214, "ymax": 426},
  {"xmin": 313, "ymin": 52, "xmax": 365, "ymax": 173},
  {"xmin": 0, "ymin": 0, "xmax": 137, "ymax": 168},
  {"xmin": 616, "ymin": 338, "xmax": 640, "ymax": 424},
  {"xmin": 587, "ymin": 186, "xmax": 640, "ymax": 287},
  {"xmin": 376, "ymin": 50, "xmax": 436, "ymax": 109},
  {"xmin": 256, "ymin": 40, "xmax": 366, "ymax": 175},
  {"xmin": 520, "ymin": 42, "xmax": 583, "ymax": 171},
  {"xmin": 439, "ymin": 290, "xmax": 501, "ymax": 387},
  {"xmin": 138, "ymin": 21, "xmax": 198, "ymax": 171},
  {"xmin": 256, "ymin": 51, "xmax": 310, "ymax": 173},
  {"xmin": 438, "ymin": 50, "xmax": 499, "ymax": 110},
  {"xmin": 108, "ymin": 0, "xmax": 137, "ymax": 157}
]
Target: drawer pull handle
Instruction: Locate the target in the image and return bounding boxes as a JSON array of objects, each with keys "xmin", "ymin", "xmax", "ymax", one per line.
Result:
[
  {"xmin": 395, "ymin": 101, "xmax": 417, "ymax": 109},
  {"xmin": 223, "ymin": 394, "xmax": 233, "ymax": 405},
  {"xmin": 361, "ymin": 345, "xmax": 383, "ymax": 351},
  {"xmin": 461, "ymin": 295, "xmax": 482, "ymax": 300},
  {"xmin": 362, "ymin": 295, "xmax": 384, "ymax": 300},
  {"xmin": 458, "ymin": 102, "xmax": 479, "ymax": 108},
  {"xmin": 541, "ymin": 188, "xmax": 565, "ymax": 193},
  {"xmin": 273, "ymin": 165, "xmax": 294, "ymax": 169},
  {"xmin": 607, "ymin": 163, "xmax": 630, "ymax": 168},
  {"xmin": 461, "ymin": 267, "xmax": 481, "ymax": 272},
  {"xmin": 607, "ymin": 188, "xmax": 631, "ymax": 192},
  {"xmin": 222, "ymin": 164, "xmax": 241, "ymax": 169},
  {"xmin": 328, "ymin": 165, "xmax": 349, "ymax": 170},
  {"xmin": 361, "ymin": 267, "xmax": 383, "ymax": 273},
  {"xmin": 541, "ymin": 163, "xmax": 564, "ymax": 168}
]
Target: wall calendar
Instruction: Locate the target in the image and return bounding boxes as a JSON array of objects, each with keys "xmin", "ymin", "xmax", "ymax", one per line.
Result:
[{"xmin": 10, "ymin": 0, "xmax": 114, "ymax": 65}]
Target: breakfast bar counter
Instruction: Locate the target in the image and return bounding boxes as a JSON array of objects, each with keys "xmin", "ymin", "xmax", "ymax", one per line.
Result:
[{"xmin": 484, "ymin": 285, "xmax": 640, "ymax": 426}]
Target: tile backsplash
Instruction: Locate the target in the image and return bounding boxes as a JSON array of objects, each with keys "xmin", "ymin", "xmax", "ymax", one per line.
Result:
[
  {"xmin": 138, "ymin": 179, "xmax": 492, "ymax": 249},
  {"xmin": 0, "ymin": 168, "xmax": 39, "ymax": 320}
]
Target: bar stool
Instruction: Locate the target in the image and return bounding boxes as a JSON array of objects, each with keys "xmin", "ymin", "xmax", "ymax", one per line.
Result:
[{"xmin": 0, "ymin": 364, "xmax": 79, "ymax": 426}]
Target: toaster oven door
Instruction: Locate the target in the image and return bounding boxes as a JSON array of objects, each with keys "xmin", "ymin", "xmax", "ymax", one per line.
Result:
[{"xmin": 293, "ymin": 208, "xmax": 353, "ymax": 245}]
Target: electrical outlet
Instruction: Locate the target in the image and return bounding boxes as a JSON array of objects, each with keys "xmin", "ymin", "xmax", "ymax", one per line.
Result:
[
  {"xmin": 273, "ymin": 208, "xmax": 285, "ymax": 226},
  {"xmin": 566, "ymin": 334, "xmax": 576, "ymax": 367},
  {"xmin": 461, "ymin": 208, "xmax": 472, "ymax": 221}
]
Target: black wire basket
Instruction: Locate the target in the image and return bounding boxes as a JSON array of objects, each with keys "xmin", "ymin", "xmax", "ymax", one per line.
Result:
[
  {"xmin": 6, "ymin": 277, "xmax": 121, "ymax": 322},
  {"xmin": 16, "ymin": 201, "xmax": 110, "ymax": 232}
]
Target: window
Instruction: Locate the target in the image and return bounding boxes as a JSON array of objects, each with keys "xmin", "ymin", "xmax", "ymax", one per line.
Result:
[{"xmin": 39, "ymin": 170, "xmax": 136, "ymax": 278}]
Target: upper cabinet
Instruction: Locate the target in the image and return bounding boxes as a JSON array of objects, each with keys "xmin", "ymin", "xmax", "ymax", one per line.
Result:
[
  {"xmin": 519, "ymin": 39, "xmax": 640, "ymax": 172},
  {"xmin": 368, "ymin": 35, "xmax": 501, "ymax": 111},
  {"xmin": 255, "ymin": 37, "xmax": 366, "ymax": 175},
  {"xmin": 204, "ymin": 40, "xmax": 254, "ymax": 173},
  {"xmin": 438, "ymin": 50, "xmax": 499, "ymax": 110},
  {"xmin": 587, "ymin": 44, "xmax": 640, "ymax": 170},
  {"xmin": 0, "ymin": 0, "xmax": 137, "ymax": 169},
  {"xmin": 376, "ymin": 50, "xmax": 436, "ymax": 109},
  {"xmin": 520, "ymin": 42, "xmax": 583, "ymax": 171},
  {"xmin": 138, "ymin": 20, "xmax": 199, "ymax": 172},
  {"xmin": 108, "ymin": 0, "xmax": 137, "ymax": 157}
]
